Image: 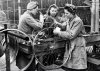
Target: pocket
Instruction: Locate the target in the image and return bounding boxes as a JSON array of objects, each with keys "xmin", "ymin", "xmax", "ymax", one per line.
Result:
[
  {"xmin": 75, "ymin": 37, "xmax": 86, "ymax": 47},
  {"xmin": 72, "ymin": 46, "xmax": 86, "ymax": 58}
]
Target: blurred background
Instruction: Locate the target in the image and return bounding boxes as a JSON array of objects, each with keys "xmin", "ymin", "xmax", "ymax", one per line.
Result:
[
  {"xmin": 0, "ymin": 0, "xmax": 95, "ymax": 33},
  {"xmin": 0, "ymin": 0, "xmax": 99, "ymax": 71}
]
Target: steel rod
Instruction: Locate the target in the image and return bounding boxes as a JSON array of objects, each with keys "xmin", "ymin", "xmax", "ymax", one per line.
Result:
[{"xmin": 4, "ymin": 24, "xmax": 10, "ymax": 71}]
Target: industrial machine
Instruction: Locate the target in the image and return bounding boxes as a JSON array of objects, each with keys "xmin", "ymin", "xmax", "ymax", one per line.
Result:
[{"xmin": 0, "ymin": 0, "xmax": 99, "ymax": 71}]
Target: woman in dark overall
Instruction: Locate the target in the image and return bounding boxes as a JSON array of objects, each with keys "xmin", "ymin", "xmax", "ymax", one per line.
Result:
[{"xmin": 37, "ymin": 4, "xmax": 65, "ymax": 71}]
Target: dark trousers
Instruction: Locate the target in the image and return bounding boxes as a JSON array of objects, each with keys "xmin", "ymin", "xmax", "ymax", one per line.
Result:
[
  {"xmin": 16, "ymin": 51, "xmax": 36, "ymax": 71},
  {"xmin": 61, "ymin": 66, "xmax": 87, "ymax": 71},
  {"xmin": 24, "ymin": 58, "xmax": 36, "ymax": 71}
]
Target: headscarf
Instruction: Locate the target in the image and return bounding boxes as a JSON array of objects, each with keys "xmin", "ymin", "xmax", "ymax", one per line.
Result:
[{"xmin": 27, "ymin": 1, "xmax": 39, "ymax": 10}]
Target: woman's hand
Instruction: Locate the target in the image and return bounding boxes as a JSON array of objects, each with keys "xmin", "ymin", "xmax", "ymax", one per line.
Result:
[
  {"xmin": 43, "ymin": 14, "xmax": 48, "ymax": 20},
  {"xmin": 53, "ymin": 27, "xmax": 61, "ymax": 35},
  {"xmin": 54, "ymin": 19, "xmax": 59, "ymax": 24},
  {"xmin": 40, "ymin": 13, "xmax": 45, "ymax": 23}
]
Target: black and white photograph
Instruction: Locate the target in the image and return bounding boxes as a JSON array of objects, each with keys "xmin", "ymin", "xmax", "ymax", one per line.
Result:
[{"xmin": 0, "ymin": 0, "xmax": 99, "ymax": 71}]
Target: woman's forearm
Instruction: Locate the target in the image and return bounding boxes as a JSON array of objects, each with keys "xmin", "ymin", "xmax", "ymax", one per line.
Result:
[{"xmin": 56, "ymin": 22, "xmax": 66, "ymax": 29}]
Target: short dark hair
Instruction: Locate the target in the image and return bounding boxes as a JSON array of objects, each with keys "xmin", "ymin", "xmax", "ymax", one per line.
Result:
[{"xmin": 64, "ymin": 4, "xmax": 76, "ymax": 15}]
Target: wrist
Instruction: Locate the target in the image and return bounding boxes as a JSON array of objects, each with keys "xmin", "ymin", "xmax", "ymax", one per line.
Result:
[
  {"xmin": 58, "ymin": 31, "xmax": 61, "ymax": 36},
  {"xmin": 57, "ymin": 22, "xmax": 61, "ymax": 25}
]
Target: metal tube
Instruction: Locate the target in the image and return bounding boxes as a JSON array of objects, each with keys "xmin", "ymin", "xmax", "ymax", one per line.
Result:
[
  {"xmin": 18, "ymin": 0, "xmax": 21, "ymax": 19},
  {"xmin": 55, "ymin": 0, "xmax": 56, "ymax": 4},
  {"xmin": 91, "ymin": 0, "xmax": 96, "ymax": 33},
  {"xmin": 7, "ymin": 0, "xmax": 9, "ymax": 20},
  {"xmin": 13, "ymin": 0, "xmax": 15, "ymax": 24},
  {"xmin": 41, "ymin": 0, "xmax": 43, "ymax": 8},
  {"xmin": 95, "ymin": 0, "xmax": 99, "ymax": 33},
  {"xmin": 4, "ymin": 24, "xmax": 10, "ymax": 71},
  {"xmin": 7, "ymin": 31, "xmax": 29, "ymax": 41},
  {"xmin": 71, "ymin": 0, "xmax": 73, "ymax": 4}
]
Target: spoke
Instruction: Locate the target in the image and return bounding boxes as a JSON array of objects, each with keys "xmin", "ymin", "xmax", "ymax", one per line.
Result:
[{"xmin": 34, "ymin": 27, "xmax": 66, "ymax": 70}]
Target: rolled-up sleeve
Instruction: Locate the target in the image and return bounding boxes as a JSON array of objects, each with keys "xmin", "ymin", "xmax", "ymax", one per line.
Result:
[
  {"xmin": 25, "ymin": 16, "xmax": 43, "ymax": 30},
  {"xmin": 59, "ymin": 20, "xmax": 83, "ymax": 39}
]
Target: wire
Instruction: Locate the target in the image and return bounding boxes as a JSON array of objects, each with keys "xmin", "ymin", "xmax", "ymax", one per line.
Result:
[
  {"xmin": 33, "ymin": 27, "xmax": 73, "ymax": 70},
  {"xmin": 0, "ymin": 29, "xmax": 34, "ymax": 71}
]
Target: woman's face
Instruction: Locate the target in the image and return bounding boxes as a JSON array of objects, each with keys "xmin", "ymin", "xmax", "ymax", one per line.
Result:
[
  {"xmin": 50, "ymin": 7, "xmax": 58, "ymax": 17},
  {"xmin": 31, "ymin": 6, "xmax": 39, "ymax": 15},
  {"xmin": 64, "ymin": 9, "xmax": 73, "ymax": 19}
]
